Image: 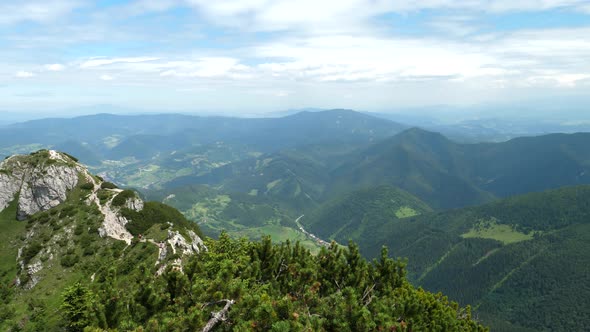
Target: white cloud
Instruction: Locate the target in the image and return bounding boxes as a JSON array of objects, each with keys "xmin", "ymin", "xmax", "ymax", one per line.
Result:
[
  {"xmin": 554, "ymin": 74, "xmax": 590, "ymax": 87},
  {"xmin": 0, "ymin": 0, "xmax": 82, "ymax": 25},
  {"xmin": 157, "ymin": 57, "xmax": 253, "ymax": 79},
  {"xmin": 182, "ymin": 0, "xmax": 590, "ymax": 33},
  {"xmin": 80, "ymin": 57, "xmax": 160, "ymax": 68},
  {"xmin": 15, "ymin": 71, "xmax": 35, "ymax": 78},
  {"xmin": 44, "ymin": 63, "xmax": 65, "ymax": 71},
  {"xmin": 254, "ymin": 35, "xmax": 503, "ymax": 83},
  {"xmin": 2, "ymin": 0, "xmax": 589, "ymax": 111},
  {"xmin": 428, "ymin": 16, "xmax": 480, "ymax": 37}
]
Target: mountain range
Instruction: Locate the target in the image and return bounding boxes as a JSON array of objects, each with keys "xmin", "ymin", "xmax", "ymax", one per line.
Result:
[{"xmin": 1, "ymin": 109, "xmax": 589, "ymax": 330}]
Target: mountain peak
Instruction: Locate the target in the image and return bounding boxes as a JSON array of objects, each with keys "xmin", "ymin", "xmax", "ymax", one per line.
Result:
[
  {"xmin": 396, "ymin": 127, "xmax": 452, "ymax": 142},
  {"xmin": 1, "ymin": 150, "xmax": 84, "ymax": 220},
  {"xmin": 0, "ymin": 150, "xmax": 205, "ymax": 289}
]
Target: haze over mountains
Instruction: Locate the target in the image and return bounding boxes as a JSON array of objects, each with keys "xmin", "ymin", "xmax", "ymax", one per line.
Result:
[{"xmin": 1, "ymin": 108, "xmax": 590, "ymax": 331}]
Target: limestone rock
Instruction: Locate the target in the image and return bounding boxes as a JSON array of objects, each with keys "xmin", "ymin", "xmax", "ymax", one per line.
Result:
[
  {"xmin": 125, "ymin": 196, "xmax": 144, "ymax": 211},
  {"xmin": 0, "ymin": 152, "xmax": 80, "ymax": 219},
  {"xmin": 0, "ymin": 172, "xmax": 20, "ymax": 211},
  {"xmin": 17, "ymin": 164, "xmax": 79, "ymax": 220},
  {"xmin": 167, "ymin": 230, "xmax": 206, "ymax": 256}
]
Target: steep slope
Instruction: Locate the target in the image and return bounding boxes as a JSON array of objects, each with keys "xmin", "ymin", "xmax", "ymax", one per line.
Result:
[
  {"xmin": 0, "ymin": 150, "xmax": 205, "ymax": 330},
  {"xmin": 321, "ymin": 185, "xmax": 590, "ymax": 331}
]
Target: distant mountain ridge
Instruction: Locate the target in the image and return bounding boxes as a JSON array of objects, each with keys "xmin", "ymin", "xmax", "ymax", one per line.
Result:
[
  {"xmin": 0, "ymin": 110, "xmax": 406, "ymax": 163},
  {"xmin": 329, "ymin": 128, "xmax": 590, "ymax": 208}
]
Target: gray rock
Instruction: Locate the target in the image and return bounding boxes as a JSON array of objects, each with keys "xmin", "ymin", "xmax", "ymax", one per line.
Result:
[
  {"xmin": 0, "ymin": 172, "xmax": 20, "ymax": 211},
  {"xmin": 17, "ymin": 164, "xmax": 79, "ymax": 220},
  {"xmin": 0, "ymin": 151, "xmax": 80, "ymax": 220},
  {"xmin": 125, "ymin": 196, "xmax": 144, "ymax": 211}
]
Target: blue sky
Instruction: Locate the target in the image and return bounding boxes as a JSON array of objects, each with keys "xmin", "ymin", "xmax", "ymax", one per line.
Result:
[{"xmin": 1, "ymin": 0, "xmax": 590, "ymax": 115}]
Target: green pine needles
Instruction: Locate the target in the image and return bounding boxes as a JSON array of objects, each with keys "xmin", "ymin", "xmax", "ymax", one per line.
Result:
[{"xmin": 60, "ymin": 234, "xmax": 487, "ymax": 331}]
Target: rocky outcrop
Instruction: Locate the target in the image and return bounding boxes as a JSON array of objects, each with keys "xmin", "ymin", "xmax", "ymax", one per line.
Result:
[
  {"xmin": 3, "ymin": 150, "xmax": 208, "ymax": 293},
  {"xmin": 0, "ymin": 172, "xmax": 20, "ymax": 210},
  {"xmin": 167, "ymin": 229, "xmax": 206, "ymax": 255},
  {"xmin": 0, "ymin": 152, "xmax": 80, "ymax": 220},
  {"xmin": 17, "ymin": 165, "xmax": 79, "ymax": 219},
  {"xmin": 125, "ymin": 196, "xmax": 144, "ymax": 211},
  {"xmin": 91, "ymin": 190, "xmax": 134, "ymax": 245}
]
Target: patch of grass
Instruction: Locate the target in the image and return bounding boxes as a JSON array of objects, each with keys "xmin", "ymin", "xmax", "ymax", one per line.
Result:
[
  {"xmin": 185, "ymin": 195, "xmax": 231, "ymax": 221},
  {"xmin": 266, "ymin": 179, "xmax": 281, "ymax": 191},
  {"xmin": 0, "ymin": 199, "xmax": 26, "ymax": 285},
  {"xmin": 395, "ymin": 206, "xmax": 419, "ymax": 218},
  {"xmin": 144, "ymin": 224, "xmax": 170, "ymax": 242},
  {"xmin": 60, "ymin": 152, "xmax": 78, "ymax": 162},
  {"xmin": 97, "ymin": 190, "xmax": 114, "ymax": 204},
  {"xmin": 461, "ymin": 220, "xmax": 535, "ymax": 244},
  {"xmin": 79, "ymin": 183, "xmax": 94, "ymax": 190}
]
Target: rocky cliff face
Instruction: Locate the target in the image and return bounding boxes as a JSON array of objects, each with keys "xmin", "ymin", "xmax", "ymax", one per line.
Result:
[
  {"xmin": 0, "ymin": 151, "xmax": 80, "ymax": 220},
  {"xmin": 0, "ymin": 172, "xmax": 21, "ymax": 211}
]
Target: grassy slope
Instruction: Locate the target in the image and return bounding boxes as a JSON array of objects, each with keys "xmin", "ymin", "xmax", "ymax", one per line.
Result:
[
  {"xmin": 0, "ymin": 200, "xmax": 26, "ymax": 289},
  {"xmin": 0, "ymin": 161, "xmax": 202, "ymax": 331}
]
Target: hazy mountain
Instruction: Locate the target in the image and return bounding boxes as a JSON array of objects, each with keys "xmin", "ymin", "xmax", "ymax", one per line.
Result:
[
  {"xmin": 330, "ymin": 128, "xmax": 493, "ymax": 209},
  {"xmin": 370, "ymin": 110, "xmax": 590, "ymax": 143},
  {"xmin": 329, "ymin": 128, "xmax": 590, "ymax": 209},
  {"xmin": 0, "ymin": 110, "xmax": 405, "ymax": 155}
]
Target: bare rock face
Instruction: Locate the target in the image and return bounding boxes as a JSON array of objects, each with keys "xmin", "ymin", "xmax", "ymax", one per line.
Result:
[
  {"xmin": 155, "ymin": 228, "xmax": 207, "ymax": 275},
  {"xmin": 125, "ymin": 196, "xmax": 144, "ymax": 211},
  {"xmin": 17, "ymin": 165, "xmax": 79, "ymax": 220},
  {"xmin": 0, "ymin": 152, "xmax": 80, "ymax": 219},
  {"xmin": 188, "ymin": 230, "xmax": 206, "ymax": 252},
  {"xmin": 0, "ymin": 171, "xmax": 21, "ymax": 211},
  {"xmin": 167, "ymin": 229, "xmax": 206, "ymax": 255}
]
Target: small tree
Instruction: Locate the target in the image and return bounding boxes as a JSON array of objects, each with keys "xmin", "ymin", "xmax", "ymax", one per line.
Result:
[{"xmin": 60, "ymin": 283, "xmax": 96, "ymax": 331}]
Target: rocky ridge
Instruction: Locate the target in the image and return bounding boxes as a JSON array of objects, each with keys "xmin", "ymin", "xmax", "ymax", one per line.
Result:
[
  {"xmin": 0, "ymin": 150, "xmax": 80, "ymax": 220},
  {"xmin": 0, "ymin": 150, "xmax": 206, "ymax": 289}
]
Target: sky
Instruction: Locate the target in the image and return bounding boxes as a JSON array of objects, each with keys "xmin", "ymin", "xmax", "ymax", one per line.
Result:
[{"xmin": 1, "ymin": 0, "xmax": 590, "ymax": 115}]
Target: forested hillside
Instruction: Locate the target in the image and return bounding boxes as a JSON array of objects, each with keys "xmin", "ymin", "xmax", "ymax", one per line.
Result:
[
  {"xmin": 329, "ymin": 128, "xmax": 590, "ymax": 209},
  {"xmin": 305, "ymin": 185, "xmax": 590, "ymax": 331},
  {"xmin": 304, "ymin": 186, "xmax": 432, "ymax": 244}
]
